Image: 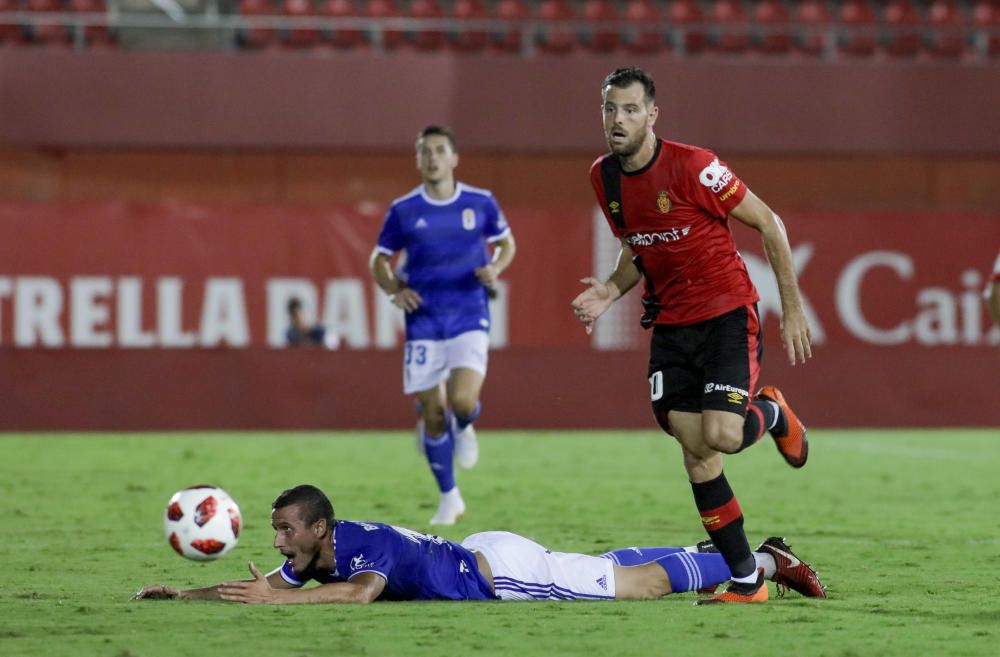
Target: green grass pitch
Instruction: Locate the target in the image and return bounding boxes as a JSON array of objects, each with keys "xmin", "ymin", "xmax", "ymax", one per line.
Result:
[{"xmin": 1, "ymin": 429, "xmax": 998, "ymax": 657}]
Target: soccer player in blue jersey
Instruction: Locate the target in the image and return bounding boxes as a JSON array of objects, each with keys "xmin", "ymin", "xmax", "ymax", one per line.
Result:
[
  {"xmin": 370, "ymin": 125, "xmax": 516, "ymax": 526},
  {"xmin": 133, "ymin": 485, "xmax": 826, "ymax": 604}
]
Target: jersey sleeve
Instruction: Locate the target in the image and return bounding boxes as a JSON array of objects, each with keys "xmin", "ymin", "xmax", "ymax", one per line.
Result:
[
  {"xmin": 483, "ymin": 196, "xmax": 512, "ymax": 243},
  {"xmin": 589, "ymin": 158, "xmax": 624, "ymax": 238},
  {"xmin": 684, "ymin": 148, "xmax": 748, "ymax": 218},
  {"xmin": 337, "ymin": 524, "xmax": 395, "ymax": 583},
  {"xmin": 375, "ymin": 205, "xmax": 404, "ymax": 256},
  {"xmin": 277, "ymin": 560, "xmax": 306, "ymax": 587}
]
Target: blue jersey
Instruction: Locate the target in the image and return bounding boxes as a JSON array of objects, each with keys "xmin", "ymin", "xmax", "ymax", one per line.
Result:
[
  {"xmin": 277, "ymin": 520, "xmax": 495, "ymax": 602},
  {"xmin": 375, "ymin": 183, "xmax": 511, "ymax": 341}
]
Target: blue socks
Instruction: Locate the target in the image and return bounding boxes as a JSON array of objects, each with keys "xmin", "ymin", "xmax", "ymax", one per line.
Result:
[
  {"xmin": 454, "ymin": 402, "xmax": 481, "ymax": 432},
  {"xmin": 654, "ymin": 552, "xmax": 733, "ymax": 593},
  {"xmin": 422, "ymin": 427, "xmax": 456, "ymax": 493},
  {"xmin": 601, "ymin": 546, "xmax": 686, "ymax": 566}
]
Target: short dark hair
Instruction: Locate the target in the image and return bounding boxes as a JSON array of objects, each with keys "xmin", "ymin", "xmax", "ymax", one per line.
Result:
[
  {"xmin": 602, "ymin": 67, "xmax": 656, "ymax": 104},
  {"xmin": 416, "ymin": 124, "xmax": 457, "ymax": 152},
  {"xmin": 287, "ymin": 297, "xmax": 302, "ymax": 315},
  {"xmin": 272, "ymin": 485, "xmax": 335, "ymax": 526}
]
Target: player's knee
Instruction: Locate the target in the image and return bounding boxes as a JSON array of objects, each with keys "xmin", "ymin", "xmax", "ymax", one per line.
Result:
[
  {"xmin": 701, "ymin": 425, "xmax": 741, "ymax": 454},
  {"xmin": 449, "ymin": 395, "xmax": 478, "ymax": 420}
]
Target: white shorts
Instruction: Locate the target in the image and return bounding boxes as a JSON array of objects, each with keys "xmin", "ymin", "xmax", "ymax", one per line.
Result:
[
  {"xmin": 461, "ymin": 531, "xmax": 615, "ymax": 601},
  {"xmin": 403, "ymin": 330, "xmax": 489, "ymax": 395}
]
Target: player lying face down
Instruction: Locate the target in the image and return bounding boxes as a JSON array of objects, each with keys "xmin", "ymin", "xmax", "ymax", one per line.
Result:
[{"xmin": 133, "ymin": 485, "xmax": 825, "ymax": 604}]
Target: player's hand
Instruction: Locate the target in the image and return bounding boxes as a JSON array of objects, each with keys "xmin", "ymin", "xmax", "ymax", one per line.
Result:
[
  {"xmin": 780, "ymin": 306, "xmax": 812, "ymax": 366},
  {"xmin": 389, "ymin": 288, "xmax": 422, "ymax": 313},
  {"xmin": 571, "ymin": 277, "xmax": 618, "ymax": 335},
  {"xmin": 475, "ymin": 264, "xmax": 499, "ymax": 288},
  {"xmin": 132, "ymin": 585, "xmax": 181, "ymax": 600},
  {"xmin": 218, "ymin": 561, "xmax": 276, "ymax": 605}
]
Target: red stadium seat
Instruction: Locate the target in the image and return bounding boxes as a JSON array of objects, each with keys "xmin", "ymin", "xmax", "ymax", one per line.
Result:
[
  {"xmin": 794, "ymin": 0, "xmax": 832, "ymax": 56},
  {"xmin": 239, "ymin": 0, "xmax": 279, "ymax": 48},
  {"xmin": 68, "ymin": 0, "xmax": 116, "ymax": 48},
  {"xmin": 322, "ymin": 0, "xmax": 363, "ymax": 49},
  {"xmin": 449, "ymin": 0, "xmax": 488, "ymax": 51},
  {"xmin": 27, "ymin": 0, "xmax": 72, "ymax": 46},
  {"xmin": 710, "ymin": 0, "xmax": 749, "ymax": 53},
  {"xmin": 582, "ymin": 0, "xmax": 620, "ymax": 53},
  {"xmin": 282, "ymin": 0, "xmax": 321, "ymax": 48},
  {"xmin": 927, "ymin": 0, "xmax": 967, "ymax": 58},
  {"xmin": 0, "ymin": 0, "xmax": 26, "ymax": 44},
  {"xmin": 408, "ymin": 0, "xmax": 445, "ymax": 50},
  {"xmin": 754, "ymin": 0, "xmax": 791, "ymax": 54},
  {"xmin": 667, "ymin": 0, "xmax": 707, "ymax": 54},
  {"xmin": 535, "ymin": 0, "xmax": 577, "ymax": 54},
  {"xmin": 623, "ymin": 0, "xmax": 666, "ymax": 54},
  {"xmin": 884, "ymin": 0, "xmax": 924, "ymax": 57},
  {"xmin": 972, "ymin": 0, "xmax": 1000, "ymax": 56},
  {"xmin": 492, "ymin": 0, "xmax": 530, "ymax": 53},
  {"xmin": 839, "ymin": 0, "xmax": 878, "ymax": 56},
  {"xmin": 367, "ymin": 0, "xmax": 405, "ymax": 50}
]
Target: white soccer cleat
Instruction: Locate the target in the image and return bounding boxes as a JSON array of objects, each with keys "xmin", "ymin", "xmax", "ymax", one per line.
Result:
[
  {"xmin": 454, "ymin": 422, "xmax": 479, "ymax": 470},
  {"xmin": 429, "ymin": 489, "xmax": 465, "ymax": 526}
]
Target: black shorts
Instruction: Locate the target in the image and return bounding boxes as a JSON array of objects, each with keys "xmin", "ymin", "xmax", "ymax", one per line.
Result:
[{"xmin": 648, "ymin": 304, "xmax": 762, "ymax": 434}]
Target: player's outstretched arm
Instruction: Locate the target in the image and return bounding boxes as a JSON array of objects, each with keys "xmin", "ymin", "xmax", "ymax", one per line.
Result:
[
  {"xmin": 571, "ymin": 240, "xmax": 641, "ymax": 334},
  {"xmin": 132, "ymin": 563, "xmax": 293, "ymax": 602},
  {"xmin": 730, "ymin": 191, "xmax": 812, "ymax": 366},
  {"xmin": 218, "ymin": 563, "xmax": 386, "ymax": 605}
]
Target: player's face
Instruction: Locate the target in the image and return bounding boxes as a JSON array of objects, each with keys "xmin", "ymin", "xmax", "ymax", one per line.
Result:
[
  {"xmin": 271, "ymin": 504, "xmax": 322, "ymax": 574},
  {"xmin": 416, "ymin": 134, "xmax": 458, "ymax": 185},
  {"xmin": 602, "ymin": 82, "xmax": 658, "ymax": 157}
]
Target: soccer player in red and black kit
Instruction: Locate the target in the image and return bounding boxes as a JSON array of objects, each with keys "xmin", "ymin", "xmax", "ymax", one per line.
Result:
[{"xmin": 572, "ymin": 67, "xmax": 816, "ymax": 604}]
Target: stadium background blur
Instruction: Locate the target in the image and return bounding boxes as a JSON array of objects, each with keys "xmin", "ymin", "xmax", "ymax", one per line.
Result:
[{"xmin": 1, "ymin": 0, "xmax": 998, "ymax": 432}]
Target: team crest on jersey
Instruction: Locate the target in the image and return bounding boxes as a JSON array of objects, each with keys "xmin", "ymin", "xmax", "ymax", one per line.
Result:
[
  {"xmin": 656, "ymin": 191, "xmax": 671, "ymax": 214},
  {"xmin": 462, "ymin": 208, "xmax": 476, "ymax": 230}
]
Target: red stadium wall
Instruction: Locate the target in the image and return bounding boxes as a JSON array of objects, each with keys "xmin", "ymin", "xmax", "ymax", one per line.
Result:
[
  {"xmin": 1, "ymin": 202, "xmax": 997, "ymax": 429},
  {"xmin": 1, "ymin": 50, "xmax": 999, "ymax": 154}
]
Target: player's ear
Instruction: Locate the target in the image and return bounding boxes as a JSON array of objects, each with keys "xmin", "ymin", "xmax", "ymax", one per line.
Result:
[{"xmin": 312, "ymin": 519, "xmax": 327, "ymax": 537}]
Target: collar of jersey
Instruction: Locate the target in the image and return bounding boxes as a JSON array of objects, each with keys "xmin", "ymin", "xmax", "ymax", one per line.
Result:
[
  {"xmin": 620, "ymin": 138, "xmax": 663, "ymax": 177},
  {"xmin": 420, "ymin": 182, "xmax": 464, "ymax": 206}
]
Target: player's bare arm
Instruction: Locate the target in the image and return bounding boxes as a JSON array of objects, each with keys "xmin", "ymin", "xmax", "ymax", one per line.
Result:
[
  {"xmin": 132, "ymin": 563, "xmax": 294, "ymax": 601},
  {"xmin": 218, "ymin": 563, "xmax": 386, "ymax": 605},
  {"xmin": 369, "ymin": 248, "xmax": 422, "ymax": 313},
  {"xmin": 572, "ymin": 239, "xmax": 642, "ymax": 334},
  {"xmin": 729, "ymin": 191, "xmax": 812, "ymax": 366},
  {"xmin": 476, "ymin": 234, "xmax": 516, "ymax": 288}
]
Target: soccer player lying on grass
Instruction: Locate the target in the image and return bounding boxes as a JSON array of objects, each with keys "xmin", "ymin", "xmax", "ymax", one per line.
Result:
[{"xmin": 133, "ymin": 485, "xmax": 825, "ymax": 604}]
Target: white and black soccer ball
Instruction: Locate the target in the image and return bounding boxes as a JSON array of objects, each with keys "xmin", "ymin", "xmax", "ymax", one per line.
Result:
[{"xmin": 163, "ymin": 486, "xmax": 241, "ymax": 561}]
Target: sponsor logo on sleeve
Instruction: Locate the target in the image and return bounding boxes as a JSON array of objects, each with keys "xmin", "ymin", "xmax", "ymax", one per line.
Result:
[
  {"xmin": 698, "ymin": 158, "xmax": 734, "ymax": 193},
  {"xmin": 718, "ymin": 180, "xmax": 742, "ymax": 202},
  {"xmin": 351, "ymin": 554, "xmax": 370, "ymax": 572},
  {"xmin": 608, "ymin": 201, "xmax": 621, "ymax": 215}
]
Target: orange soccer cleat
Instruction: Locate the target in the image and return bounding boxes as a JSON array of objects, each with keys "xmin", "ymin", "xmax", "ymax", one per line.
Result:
[
  {"xmin": 695, "ymin": 569, "xmax": 768, "ymax": 605},
  {"xmin": 756, "ymin": 536, "xmax": 827, "ymax": 598},
  {"xmin": 756, "ymin": 386, "xmax": 808, "ymax": 468}
]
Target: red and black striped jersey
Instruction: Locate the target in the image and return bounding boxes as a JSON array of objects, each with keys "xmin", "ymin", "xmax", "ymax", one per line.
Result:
[{"xmin": 590, "ymin": 138, "xmax": 759, "ymax": 326}]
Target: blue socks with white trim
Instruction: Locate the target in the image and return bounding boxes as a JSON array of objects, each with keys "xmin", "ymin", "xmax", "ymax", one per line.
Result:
[{"xmin": 422, "ymin": 427, "xmax": 456, "ymax": 493}]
